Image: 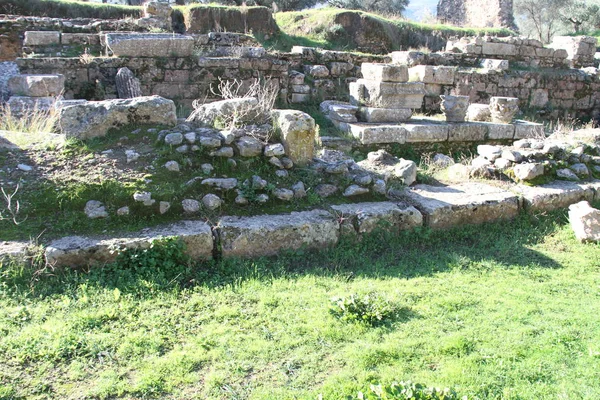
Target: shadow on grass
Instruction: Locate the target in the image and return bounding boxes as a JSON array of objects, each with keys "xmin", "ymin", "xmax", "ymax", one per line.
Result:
[{"xmin": 2, "ymin": 208, "xmax": 567, "ymax": 299}]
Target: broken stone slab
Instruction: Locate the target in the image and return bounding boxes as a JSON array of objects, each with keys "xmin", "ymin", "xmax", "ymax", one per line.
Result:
[
  {"xmin": 395, "ymin": 182, "xmax": 520, "ymax": 229},
  {"xmin": 59, "ymin": 96, "xmax": 177, "ymax": 139},
  {"xmin": 360, "ymin": 63, "xmax": 408, "ymax": 83},
  {"xmin": 45, "ymin": 220, "xmax": 214, "ymax": 267},
  {"xmin": 569, "ymin": 201, "xmax": 600, "ymax": 242},
  {"xmin": 23, "ymin": 31, "xmax": 60, "ymax": 46},
  {"xmin": 219, "ymin": 210, "xmax": 339, "ymax": 258},
  {"xmin": 514, "ymin": 120, "xmax": 545, "ymax": 139},
  {"xmin": 512, "ymin": 180, "xmax": 595, "ymax": 213},
  {"xmin": 271, "ymin": 109, "xmax": 316, "ymax": 166},
  {"xmin": 329, "ymin": 104, "xmax": 358, "ymax": 123},
  {"xmin": 105, "ymin": 33, "xmax": 194, "ymax": 57},
  {"xmin": 349, "ymin": 80, "xmax": 425, "ymax": 109},
  {"xmin": 358, "ymin": 107, "xmax": 412, "ymax": 123},
  {"xmin": 331, "ymin": 202, "xmax": 423, "ymax": 235},
  {"xmin": 8, "ymin": 74, "xmax": 65, "ymax": 97},
  {"xmin": 408, "ymin": 65, "xmax": 457, "ymax": 85}
]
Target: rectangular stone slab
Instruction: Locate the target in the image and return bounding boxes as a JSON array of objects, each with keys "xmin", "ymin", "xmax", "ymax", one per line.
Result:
[
  {"xmin": 358, "ymin": 107, "xmax": 412, "ymax": 123},
  {"xmin": 105, "ymin": 33, "xmax": 194, "ymax": 57},
  {"xmin": 512, "ymin": 181, "xmax": 595, "ymax": 213},
  {"xmin": 485, "ymin": 122, "xmax": 516, "ymax": 140},
  {"xmin": 219, "ymin": 210, "xmax": 339, "ymax": 258},
  {"xmin": 398, "ymin": 182, "xmax": 520, "ymax": 229},
  {"xmin": 346, "ymin": 123, "xmax": 407, "ymax": 144},
  {"xmin": 45, "ymin": 221, "xmax": 214, "ymax": 267},
  {"xmin": 514, "ymin": 120, "xmax": 545, "ymax": 139},
  {"xmin": 350, "ymin": 80, "xmax": 425, "ymax": 109},
  {"xmin": 361, "ymin": 63, "xmax": 408, "ymax": 82},
  {"xmin": 448, "ymin": 122, "xmax": 488, "ymax": 142},
  {"xmin": 331, "ymin": 202, "xmax": 423, "ymax": 234},
  {"xmin": 408, "ymin": 65, "xmax": 457, "ymax": 85},
  {"xmin": 404, "ymin": 121, "xmax": 449, "ymax": 142},
  {"xmin": 24, "ymin": 31, "xmax": 60, "ymax": 46}
]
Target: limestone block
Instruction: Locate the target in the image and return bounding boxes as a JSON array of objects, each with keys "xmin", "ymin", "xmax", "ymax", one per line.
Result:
[
  {"xmin": 349, "ymin": 80, "xmax": 425, "ymax": 109},
  {"xmin": 271, "ymin": 109, "xmax": 316, "ymax": 166},
  {"xmin": 513, "ymin": 180, "xmax": 594, "ymax": 213},
  {"xmin": 398, "ymin": 182, "xmax": 520, "ymax": 229},
  {"xmin": 329, "ymin": 62, "xmax": 354, "ymax": 76},
  {"xmin": 448, "ymin": 122, "xmax": 487, "ymax": 142},
  {"xmin": 8, "ymin": 74, "xmax": 65, "ymax": 97},
  {"xmin": 187, "ymin": 97, "xmax": 258, "ymax": 126},
  {"xmin": 408, "ymin": 65, "xmax": 456, "ymax": 85},
  {"xmin": 303, "ymin": 64, "xmax": 329, "ymax": 78},
  {"xmin": 486, "ymin": 122, "xmax": 516, "ymax": 140},
  {"xmin": 219, "ymin": 210, "xmax": 339, "ymax": 258},
  {"xmin": 482, "ymin": 42, "xmax": 517, "ymax": 57},
  {"xmin": 361, "ymin": 63, "xmax": 408, "ymax": 83},
  {"xmin": 405, "ymin": 122, "xmax": 449, "ymax": 142},
  {"xmin": 569, "ymin": 201, "xmax": 600, "ymax": 242},
  {"xmin": 61, "ymin": 33, "xmax": 100, "ymax": 46},
  {"xmin": 59, "ymin": 96, "xmax": 177, "ymax": 139},
  {"xmin": 514, "ymin": 163, "xmax": 544, "ymax": 181},
  {"xmin": 358, "ymin": 107, "xmax": 412, "ymax": 123},
  {"xmin": 389, "ymin": 51, "xmax": 427, "ymax": 67},
  {"xmin": 467, "ymin": 104, "xmax": 491, "ymax": 122},
  {"xmin": 24, "ymin": 31, "xmax": 60, "ymax": 46},
  {"xmin": 347, "ymin": 123, "xmax": 406, "ymax": 145},
  {"xmin": 514, "ymin": 120, "xmax": 544, "ymax": 139},
  {"xmin": 329, "ymin": 104, "xmax": 358, "ymax": 123},
  {"xmin": 45, "ymin": 221, "xmax": 213, "ymax": 267},
  {"xmin": 105, "ymin": 33, "xmax": 194, "ymax": 57},
  {"xmin": 331, "ymin": 202, "xmax": 423, "ymax": 234}
]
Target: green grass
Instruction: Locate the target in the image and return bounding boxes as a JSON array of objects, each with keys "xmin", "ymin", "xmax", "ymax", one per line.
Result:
[
  {"xmin": 1, "ymin": 208, "xmax": 600, "ymax": 399},
  {"xmin": 0, "ymin": 0, "xmax": 140, "ymax": 19}
]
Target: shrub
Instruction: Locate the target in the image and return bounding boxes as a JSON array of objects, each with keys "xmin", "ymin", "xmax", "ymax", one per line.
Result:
[{"xmin": 330, "ymin": 292, "xmax": 395, "ymax": 326}]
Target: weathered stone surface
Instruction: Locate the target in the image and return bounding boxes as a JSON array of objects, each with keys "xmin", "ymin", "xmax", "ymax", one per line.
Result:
[
  {"xmin": 329, "ymin": 104, "xmax": 359, "ymax": 123},
  {"xmin": 7, "ymin": 96, "xmax": 56, "ymax": 116},
  {"xmin": 182, "ymin": 199, "xmax": 200, "ymax": 213},
  {"xmin": 396, "ymin": 182, "xmax": 520, "ymax": 229},
  {"xmin": 343, "ymin": 185, "xmax": 369, "ymax": 197},
  {"xmin": 448, "ymin": 122, "xmax": 487, "ymax": 142},
  {"xmin": 304, "ymin": 64, "xmax": 329, "ymax": 78},
  {"xmin": 187, "ymin": 97, "xmax": 258, "ymax": 126},
  {"xmin": 331, "ymin": 202, "xmax": 423, "ymax": 234},
  {"xmin": 408, "ymin": 65, "xmax": 456, "ymax": 85},
  {"xmin": 361, "ymin": 63, "xmax": 408, "ymax": 82},
  {"xmin": 569, "ymin": 201, "xmax": 600, "ymax": 242},
  {"xmin": 350, "ymin": 80, "xmax": 425, "ymax": 109},
  {"xmin": 347, "ymin": 123, "xmax": 406, "ymax": 144},
  {"xmin": 482, "ymin": 42, "xmax": 517, "ymax": 56},
  {"xmin": 358, "ymin": 107, "xmax": 412, "ymax": 123},
  {"xmin": 105, "ymin": 33, "xmax": 194, "ymax": 57},
  {"xmin": 264, "ymin": 143, "xmax": 285, "ymax": 157},
  {"xmin": 271, "ymin": 110, "xmax": 316, "ymax": 166},
  {"xmin": 514, "ymin": 120, "xmax": 544, "ymax": 139},
  {"xmin": 513, "ymin": 180, "xmax": 595, "ymax": 212},
  {"xmin": 514, "ymin": 163, "xmax": 544, "ymax": 181},
  {"xmin": 405, "ymin": 122, "xmax": 449, "ymax": 142},
  {"xmin": 219, "ymin": 210, "xmax": 339, "ymax": 258},
  {"xmin": 467, "ymin": 104, "xmax": 491, "ymax": 122},
  {"xmin": 202, "ymin": 193, "xmax": 222, "ymax": 210},
  {"xmin": 489, "ymin": 96, "xmax": 519, "ymax": 124},
  {"xmin": 478, "ymin": 144, "xmax": 502, "ymax": 160},
  {"xmin": 357, "ymin": 150, "xmax": 416, "ymax": 184},
  {"xmin": 486, "ymin": 122, "xmax": 516, "ymax": 140},
  {"xmin": 433, "ymin": 153, "xmax": 455, "ymax": 167},
  {"xmin": 115, "ymin": 67, "xmax": 142, "ymax": 99},
  {"xmin": 45, "ymin": 221, "xmax": 213, "ymax": 267},
  {"xmin": 84, "ymin": 200, "xmax": 108, "ymax": 219},
  {"xmin": 59, "ymin": 96, "xmax": 176, "ymax": 139},
  {"xmin": 24, "ymin": 31, "xmax": 60, "ymax": 46},
  {"xmin": 201, "ymin": 178, "xmax": 238, "ymax": 190},
  {"xmin": 440, "ymin": 95, "xmax": 469, "ymax": 122},
  {"xmin": 8, "ymin": 74, "xmax": 64, "ymax": 97},
  {"xmin": 235, "ymin": 136, "xmax": 263, "ymax": 157}
]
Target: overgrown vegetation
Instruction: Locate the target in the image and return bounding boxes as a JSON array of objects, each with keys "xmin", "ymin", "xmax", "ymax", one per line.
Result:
[
  {"xmin": 1, "ymin": 209, "xmax": 600, "ymax": 398},
  {"xmin": 0, "ymin": 0, "xmax": 141, "ymax": 19}
]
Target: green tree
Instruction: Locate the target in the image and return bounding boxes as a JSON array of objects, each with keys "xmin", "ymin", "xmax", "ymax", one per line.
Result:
[
  {"xmin": 328, "ymin": 0, "xmax": 410, "ymax": 16},
  {"xmin": 559, "ymin": 1, "xmax": 600, "ymax": 33},
  {"xmin": 515, "ymin": 0, "xmax": 568, "ymax": 43}
]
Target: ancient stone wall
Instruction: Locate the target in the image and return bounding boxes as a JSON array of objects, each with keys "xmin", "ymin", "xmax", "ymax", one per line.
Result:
[{"xmin": 437, "ymin": 0, "xmax": 518, "ymax": 31}]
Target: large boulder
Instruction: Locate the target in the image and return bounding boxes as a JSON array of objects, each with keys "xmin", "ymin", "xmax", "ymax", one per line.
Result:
[
  {"xmin": 187, "ymin": 97, "xmax": 258, "ymax": 127},
  {"xmin": 271, "ymin": 109, "xmax": 316, "ymax": 166},
  {"xmin": 59, "ymin": 95, "xmax": 177, "ymax": 139},
  {"xmin": 569, "ymin": 201, "xmax": 600, "ymax": 242}
]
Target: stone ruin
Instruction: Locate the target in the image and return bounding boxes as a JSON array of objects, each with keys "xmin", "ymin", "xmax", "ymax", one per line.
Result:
[{"xmin": 437, "ymin": 0, "xmax": 518, "ymax": 31}]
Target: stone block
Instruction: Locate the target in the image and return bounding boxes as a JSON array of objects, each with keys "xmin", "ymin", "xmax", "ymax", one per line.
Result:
[
  {"xmin": 447, "ymin": 122, "xmax": 487, "ymax": 141},
  {"xmin": 61, "ymin": 33, "xmax": 100, "ymax": 45},
  {"xmin": 347, "ymin": 123, "xmax": 406, "ymax": 145},
  {"xmin": 569, "ymin": 201, "xmax": 600, "ymax": 242},
  {"xmin": 8, "ymin": 74, "xmax": 65, "ymax": 97},
  {"xmin": 271, "ymin": 109, "xmax": 316, "ymax": 166},
  {"xmin": 482, "ymin": 42, "xmax": 517, "ymax": 56},
  {"xmin": 24, "ymin": 31, "xmax": 60, "ymax": 46},
  {"xmin": 358, "ymin": 107, "xmax": 412, "ymax": 123},
  {"xmin": 408, "ymin": 65, "xmax": 456, "ymax": 85},
  {"xmin": 219, "ymin": 210, "xmax": 339, "ymax": 258},
  {"xmin": 105, "ymin": 33, "xmax": 194, "ymax": 57},
  {"xmin": 331, "ymin": 202, "xmax": 423, "ymax": 234},
  {"xmin": 514, "ymin": 120, "xmax": 544, "ymax": 139},
  {"xmin": 485, "ymin": 122, "xmax": 516, "ymax": 140},
  {"xmin": 404, "ymin": 121, "xmax": 449, "ymax": 142},
  {"xmin": 45, "ymin": 220, "xmax": 213, "ymax": 267},
  {"xmin": 389, "ymin": 51, "xmax": 427, "ymax": 67},
  {"xmin": 513, "ymin": 180, "xmax": 594, "ymax": 213},
  {"xmin": 350, "ymin": 80, "xmax": 425, "ymax": 109},
  {"xmin": 398, "ymin": 182, "xmax": 520, "ymax": 229},
  {"xmin": 329, "ymin": 104, "xmax": 358, "ymax": 123},
  {"xmin": 361, "ymin": 63, "xmax": 408, "ymax": 83}
]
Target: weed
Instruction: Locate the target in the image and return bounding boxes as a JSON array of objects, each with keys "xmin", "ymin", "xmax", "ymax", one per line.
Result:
[
  {"xmin": 330, "ymin": 292, "xmax": 396, "ymax": 326},
  {"xmin": 0, "ymin": 102, "xmax": 59, "ymax": 136}
]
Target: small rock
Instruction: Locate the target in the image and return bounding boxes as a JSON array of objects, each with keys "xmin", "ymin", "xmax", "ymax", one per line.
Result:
[
  {"xmin": 252, "ymin": 175, "xmax": 268, "ymax": 189},
  {"xmin": 373, "ymin": 179, "xmax": 387, "ymax": 195},
  {"xmin": 269, "ymin": 156, "xmax": 284, "ymax": 168},
  {"xmin": 569, "ymin": 201, "xmax": 600, "ymax": 242},
  {"xmin": 159, "ymin": 201, "xmax": 171, "ymax": 214},
  {"xmin": 557, "ymin": 168, "xmax": 580, "ymax": 181},
  {"xmin": 235, "ymin": 194, "xmax": 249, "ymax": 205},
  {"xmin": 17, "ymin": 164, "xmax": 33, "ymax": 172},
  {"xmin": 354, "ymin": 174, "xmax": 373, "ymax": 185},
  {"xmin": 315, "ymin": 184, "xmax": 338, "ymax": 197},
  {"xmin": 133, "ymin": 192, "xmax": 154, "ymax": 206},
  {"xmin": 191, "ymin": 145, "xmax": 201, "ymax": 152},
  {"xmin": 117, "ymin": 206, "xmax": 130, "ymax": 216},
  {"xmin": 176, "ymin": 145, "xmax": 189, "ymax": 153},
  {"xmin": 570, "ymin": 163, "xmax": 590, "ymax": 177},
  {"xmin": 292, "ymin": 181, "xmax": 306, "ymax": 198},
  {"xmin": 477, "ymin": 145, "xmax": 502, "ymax": 161},
  {"xmin": 220, "ymin": 130, "xmax": 235, "ymax": 145},
  {"xmin": 202, "ymin": 178, "xmax": 238, "ymax": 190},
  {"xmin": 264, "ymin": 143, "xmax": 285, "ymax": 157},
  {"xmin": 199, "ymin": 136, "xmax": 222, "ymax": 148},
  {"xmin": 514, "ymin": 163, "xmax": 544, "ymax": 181},
  {"xmin": 182, "ymin": 199, "xmax": 200, "ymax": 213},
  {"xmin": 325, "ymin": 162, "xmax": 348, "ymax": 174},
  {"xmin": 343, "ymin": 185, "xmax": 369, "ymax": 197},
  {"xmin": 513, "ymin": 139, "xmax": 531, "ymax": 149},
  {"xmin": 256, "ymin": 194, "xmax": 269, "ymax": 203},
  {"xmin": 201, "ymin": 163, "xmax": 214, "ymax": 175},
  {"xmin": 281, "ymin": 157, "xmax": 294, "ymax": 169},
  {"xmin": 147, "ymin": 128, "xmax": 158, "ymax": 134},
  {"xmin": 84, "ymin": 200, "xmax": 108, "ymax": 219},
  {"xmin": 447, "ymin": 164, "xmax": 472, "ymax": 181},
  {"xmin": 530, "ymin": 141, "xmax": 544, "ymax": 150},
  {"xmin": 131, "ymin": 128, "xmax": 141, "ymax": 134},
  {"xmin": 125, "ymin": 150, "xmax": 140, "ymax": 164},
  {"xmin": 501, "ymin": 149, "xmax": 523, "ymax": 162},
  {"xmin": 165, "ymin": 132, "xmax": 184, "ymax": 146},
  {"xmin": 396, "ymin": 159, "xmax": 417, "ymax": 186},
  {"xmin": 165, "ymin": 160, "xmax": 180, "ymax": 172},
  {"xmin": 273, "ymin": 188, "xmax": 294, "ymax": 201},
  {"xmin": 210, "ymin": 147, "xmax": 234, "ymax": 157},
  {"xmin": 276, "ymin": 170, "xmax": 289, "ymax": 177},
  {"xmin": 494, "ymin": 158, "xmax": 512, "ymax": 170},
  {"xmin": 236, "ymin": 136, "xmax": 263, "ymax": 157},
  {"xmin": 432, "ymin": 154, "xmax": 455, "ymax": 168},
  {"xmin": 184, "ymin": 132, "xmax": 196, "ymax": 143},
  {"xmin": 227, "ymin": 159, "xmax": 237, "ymax": 168},
  {"xmin": 471, "ymin": 157, "xmax": 492, "ymax": 169},
  {"xmin": 202, "ymin": 194, "xmax": 222, "ymax": 210}
]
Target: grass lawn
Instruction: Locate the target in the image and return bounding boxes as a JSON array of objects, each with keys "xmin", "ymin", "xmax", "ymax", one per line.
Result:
[{"xmin": 1, "ymin": 208, "xmax": 599, "ymax": 399}]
